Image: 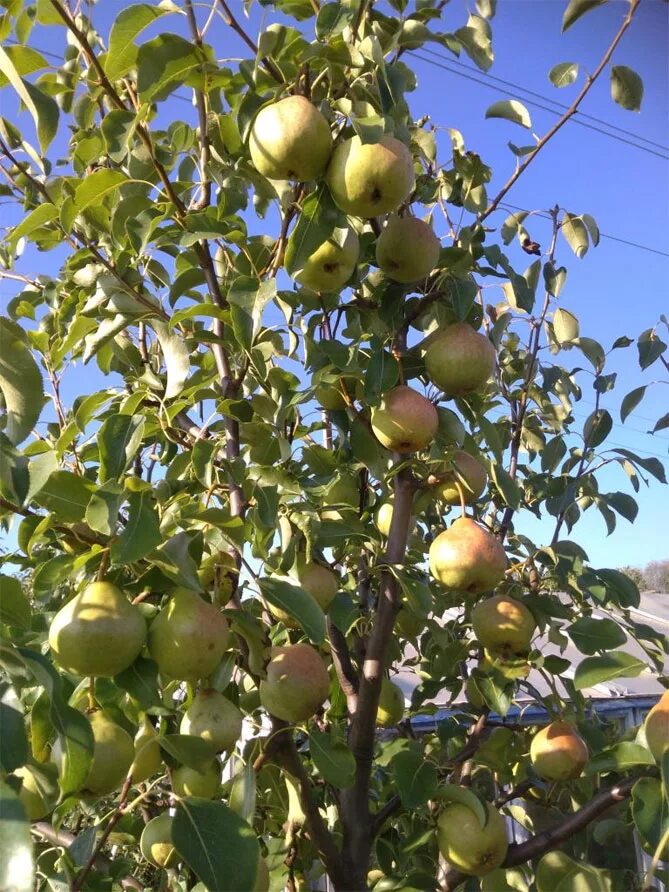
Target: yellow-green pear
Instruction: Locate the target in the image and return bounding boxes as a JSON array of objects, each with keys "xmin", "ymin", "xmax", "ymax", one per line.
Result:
[
  {"xmin": 644, "ymin": 690, "xmax": 669, "ymax": 761},
  {"xmin": 294, "ymin": 228, "xmax": 359, "ymax": 292},
  {"xmin": 429, "ymin": 517, "xmax": 507, "ymax": 594},
  {"xmin": 375, "ymin": 502, "xmax": 417, "ymax": 538},
  {"xmin": 315, "ymin": 376, "xmax": 361, "ymax": 410},
  {"xmin": 180, "ymin": 690, "xmax": 243, "ymax": 753},
  {"xmin": 326, "ymin": 135, "xmax": 415, "ymax": 218},
  {"xmin": 259, "ymin": 644, "xmax": 330, "ymax": 723},
  {"xmin": 425, "ymin": 323, "xmax": 497, "ymax": 396},
  {"xmin": 249, "ymin": 95, "xmax": 332, "ymax": 181},
  {"xmin": 376, "ymin": 678, "xmax": 404, "ymax": 728},
  {"xmin": 172, "ymin": 759, "xmax": 220, "ymax": 799},
  {"xmin": 148, "ymin": 589, "xmax": 229, "ymax": 682},
  {"xmin": 437, "ymin": 802, "xmax": 508, "ymax": 876},
  {"xmin": 371, "ymin": 385, "xmax": 438, "ymax": 453},
  {"xmin": 530, "ymin": 722, "xmax": 588, "ymax": 781},
  {"xmin": 199, "ymin": 551, "xmax": 239, "ymax": 607},
  {"xmin": 296, "ymin": 562, "xmax": 339, "ymax": 612},
  {"xmin": 48, "ymin": 581, "xmax": 146, "ymax": 677},
  {"xmin": 131, "ymin": 716, "xmax": 162, "ymax": 783},
  {"xmin": 14, "ymin": 767, "xmax": 50, "ymax": 820},
  {"xmin": 140, "ymin": 812, "xmax": 178, "ymax": 868},
  {"xmin": 375, "ymin": 215, "xmax": 440, "ymax": 283},
  {"xmin": 82, "ymin": 711, "xmax": 134, "ymax": 796},
  {"xmin": 471, "ymin": 595, "xmax": 536, "ymax": 657},
  {"xmin": 437, "ymin": 451, "xmax": 488, "ymax": 505}
]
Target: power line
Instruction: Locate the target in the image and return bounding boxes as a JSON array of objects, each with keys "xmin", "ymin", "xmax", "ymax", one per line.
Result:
[
  {"xmin": 411, "ymin": 51, "xmax": 669, "ymax": 162},
  {"xmin": 499, "ymin": 201, "xmax": 669, "ymax": 258},
  {"xmin": 419, "ymin": 50, "xmax": 669, "ymax": 154}
]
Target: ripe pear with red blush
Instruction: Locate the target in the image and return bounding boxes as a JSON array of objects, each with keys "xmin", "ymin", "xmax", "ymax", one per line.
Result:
[
  {"xmin": 371, "ymin": 385, "xmax": 438, "ymax": 453},
  {"xmin": 644, "ymin": 690, "xmax": 669, "ymax": 762},
  {"xmin": 530, "ymin": 721, "xmax": 589, "ymax": 781},
  {"xmin": 437, "ymin": 451, "xmax": 488, "ymax": 506},
  {"xmin": 259, "ymin": 644, "xmax": 330, "ymax": 723},
  {"xmin": 471, "ymin": 595, "xmax": 536, "ymax": 658},
  {"xmin": 429, "ymin": 517, "xmax": 507, "ymax": 594}
]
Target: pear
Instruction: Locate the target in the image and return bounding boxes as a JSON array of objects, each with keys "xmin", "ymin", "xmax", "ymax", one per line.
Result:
[
  {"xmin": 530, "ymin": 721, "xmax": 588, "ymax": 781},
  {"xmin": 437, "ymin": 802, "xmax": 508, "ymax": 876},
  {"xmin": 148, "ymin": 589, "xmax": 229, "ymax": 682},
  {"xmin": 180, "ymin": 690, "xmax": 243, "ymax": 753},
  {"xmin": 296, "ymin": 562, "xmax": 339, "ymax": 612},
  {"xmin": 82, "ymin": 711, "xmax": 134, "ymax": 796},
  {"xmin": 321, "ymin": 472, "xmax": 360, "ymax": 520},
  {"xmin": 249, "ymin": 95, "xmax": 332, "ymax": 181},
  {"xmin": 315, "ymin": 376, "xmax": 361, "ymax": 410},
  {"xmin": 140, "ymin": 812, "xmax": 178, "ymax": 868},
  {"xmin": 376, "ymin": 678, "xmax": 404, "ymax": 728},
  {"xmin": 49, "ymin": 581, "xmax": 146, "ymax": 678},
  {"xmin": 429, "ymin": 517, "xmax": 507, "ymax": 594},
  {"xmin": 437, "ymin": 451, "xmax": 488, "ymax": 505},
  {"xmin": 172, "ymin": 759, "xmax": 220, "ymax": 799},
  {"xmin": 326, "ymin": 135, "xmax": 415, "ymax": 218},
  {"xmin": 293, "ymin": 227, "xmax": 359, "ymax": 292},
  {"xmin": 371, "ymin": 385, "xmax": 438, "ymax": 453},
  {"xmin": 471, "ymin": 595, "xmax": 536, "ymax": 657},
  {"xmin": 375, "ymin": 215, "xmax": 440, "ymax": 283},
  {"xmin": 644, "ymin": 690, "xmax": 669, "ymax": 761},
  {"xmin": 14, "ymin": 766, "xmax": 50, "ymax": 820},
  {"xmin": 199, "ymin": 551, "xmax": 239, "ymax": 607},
  {"xmin": 425, "ymin": 323, "xmax": 497, "ymax": 396},
  {"xmin": 375, "ymin": 502, "xmax": 416, "ymax": 538},
  {"xmin": 259, "ymin": 644, "xmax": 330, "ymax": 723},
  {"xmin": 131, "ymin": 716, "xmax": 162, "ymax": 783}
]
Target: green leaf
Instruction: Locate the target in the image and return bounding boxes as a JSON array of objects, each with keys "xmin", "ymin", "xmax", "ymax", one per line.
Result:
[
  {"xmin": 364, "ymin": 350, "xmax": 400, "ymax": 405},
  {"xmin": 637, "ymin": 330, "xmax": 666, "ymax": 371},
  {"xmin": 36, "ymin": 0, "xmax": 63, "ymax": 25},
  {"xmin": 309, "ymin": 730, "xmax": 355, "ymax": 788},
  {"xmin": 259, "ymin": 577, "xmax": 325, "ymax": 644},
  {"xmin": 561, "ymin": 213, "xmax": 589, "ymax": 258},
  {"xmin": 33, "ymin": 470, "xmax": 95, "ymax": 523},
  {"xmin": 115, "ymin": 656, "xmax": 162, "ymax": 709},
  {"xmin": 562, "ymin": 0, "xmax": 607, "ymax": 32},
  {"xmin": 0, "ymin": 703, "xmax": 28, "ymax": 773},
  {"xmin": 652, "ymin": 412, "xmax": 669, "ymax": 434},
  {"xmin": 137, "ymin": 33, "xmax": 206, "ymax": 102},
  {"xmin": 549, "ymin": 62, "xmax": 579, "ymax": 87},
  {"xmin": 585, "ymin": 742, "xmax": 655, "ymax": 775},
  {"xmin": 568, "ymin": 616, "xmax": 626, "ymax": 655},
  {"xmin": 159, "ymin": 735, "xmax": 216, "ymax": 770},
  {"xmin": 101, "ymin": 109, "xmax": 137, "ymax": 162},
  {"xmin": 610, "ymin": 65, "xmax": 643, "ymax": 112},
  {"xmin": 85, "ymin": 485, "xmax": 122, "ymax": 536},
  {"xmin": 7, "ymin": 203, "xmax": 58, "ymax": 254},
  {"xmin": 583, "ymin": 409, "xmax": 612, "ymax": 448},
  {"xmin": 437, "ymin": 784, "xmax": 487, "ymax": 827},
  {"xmin": 543, "ymin": 263, "xmax": 567, "ymax": 298},
  {"xmin": 111, "ymin": 487, "xmax": 162, "ymax": 565},
  {"xmin": 632, "ymin": 778, "xmax": 668, "ymax": 851},
  {"xmin": 595, "ymin": 567, "xmax": 640, "ymax": 608},
  {"xmin": 228, "ymin": 761, "xmax": 257, "ymax": 823},
  {"xmin": 391, "ymin": 749, "xmax": 438, "ymax": 808},
  {"xmin": 0, "ymin": 318, "xmax": 44, "ymax": 445},
  {"xmin": 489, "ymin": 462, "xmax": 522, "ymax": 509},
  {"xmin": 172, "ymin": 798, "xmax": 260, "ymax": 892},
  {"xmin": 0, "ymin": 45, "xmax": 58, "ymax": 153},
  {"xmin": 485, "ymin": 99, "xmax": 532, "ymax": 129},
  {"xmin": 106, "ymin": 4, "xmax": 169, "ymax": 82},
  {"xmin": 285, "ymin": 186, "xmax": 342, "ymax": 279},
  {"xmin": 0, "ymin": 780, "xmax": 33, "ymax": 892},
  {"xmin": 73, "ymin": 170, "xmax": 129, "ymax": 215},
  {"xmin": 553, "ymin": 308, "xmax": 579, "ymax": 344},
  {"xmin": 152, "ymin": 321, "xmax": 191, "ymax": 399},
  {"xmin": 0, "ymin": 575, "xmax": 30, "ymax": 630},
  {"xmin": 536, "ymin": 850, "xmax": 611, "ymax": 891},
  {"xmin": 574, "ymin": 652, "xmax": 646, "ymax": 690},
  {"xmin": 98, "ymin": 414, "xmax": 145, "ymax": 483},
  {"xmin": 620, "ymin": 386, "xmax": 646, "ymax": 423}
]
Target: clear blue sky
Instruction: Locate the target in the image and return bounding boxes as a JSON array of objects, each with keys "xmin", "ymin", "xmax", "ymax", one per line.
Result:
[{"xmin": 1, "ymin": 1, "xmax": 667, "ymax": 569}]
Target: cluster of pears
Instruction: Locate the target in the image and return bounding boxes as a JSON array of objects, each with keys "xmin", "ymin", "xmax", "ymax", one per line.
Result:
[{"xmin": 248, "ymin": 94, "xmax": 440, "ymax": 292}]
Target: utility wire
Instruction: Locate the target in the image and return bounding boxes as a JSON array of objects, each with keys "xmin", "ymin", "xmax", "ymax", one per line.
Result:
[
  {"xmin": 499, "ymin": 201, "xmax": 669, "ymax": 258},
  {"xmin": 417, "ymin": 49, "xmax": 669, "ymax": 153},
  {"xmin": 411, "ymin": 51, "xmax": 669, "ymax": 162}
]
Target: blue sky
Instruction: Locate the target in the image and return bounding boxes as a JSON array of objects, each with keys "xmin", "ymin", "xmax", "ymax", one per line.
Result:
[{"xmin": 1, "ymin": 0, "xmax": 667, "ymax": 569}]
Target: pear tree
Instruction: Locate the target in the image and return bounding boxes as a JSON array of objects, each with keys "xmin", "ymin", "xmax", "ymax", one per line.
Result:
[{"xmin": 0, "ymin": 1, "xmax": 667, "ymax": 891}]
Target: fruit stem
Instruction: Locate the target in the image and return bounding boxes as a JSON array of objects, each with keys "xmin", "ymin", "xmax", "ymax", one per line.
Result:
[
  {"xmin": 454, "ymin": 480, "xmax": 467, "ymax": 519},
  {"xmin": 87, "ymin": 676, "xmax": 96, "ymax": 711},
  {"xmin": 96, "ymin": 549, "xmax": 110, "ymax": 581}
]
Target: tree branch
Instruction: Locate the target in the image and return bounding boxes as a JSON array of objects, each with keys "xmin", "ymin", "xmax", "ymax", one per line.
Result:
[
  {"xmin": 479, "ymin": 0, "xmax": 641, "ymax": 224},
  {"xmin": 184, "ymin": 0, "xmax": 212, "ymax": 210},
  {"xmin": 327, "ymin": 616, "xmax": 359, "ymax": 714}
]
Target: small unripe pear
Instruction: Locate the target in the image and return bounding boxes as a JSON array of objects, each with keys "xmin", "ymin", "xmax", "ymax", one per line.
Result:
[
  {"xmin": 293, "ymin": 228, "xmax": 359, "ymax": 293},
  {"xmin": 180, "ymin": 690, "xmax": 243, "ymax": 753},
  {"xmin": 132, "ymin": 716, "xmax": 162, "ymax": 783},
  {"xmin": 375, "ymin": 215, "xmax": 440, "ymax": 283},
  {"xmin": 644, "ymin": 690, "xmax": 669, "ymax": 761},
  {"xmin": 437, "ymin": 802, "xmax": 508, "ymax": 876},
  {"xmin": 49, "ymin": 581, "xmax": 146, "ymax": 677},
  {"xmin": 530, "ymin": 721, "xmax": 588, "ymax": 781},
  {"xmin": 425, "ymin": 323, "xmax": 497, "ymax": 396},
  {"xmin": 14, "ymin": 767, "xmax": 50, "ymax": 820},
  {"xmin": 471, "ymin": 595, "xmax": 536, "ymax": 657},
  {"xmin": 259, "ymin": 645, "xmax": 330, "ymax": 723},
  {"xmin": 148, "ymin": 589, "xmax": 229, "ymax": 682},
  {"xmin": 249, "ymin": 95, "xmax": 332, "ymax": 181},
  {"xmin": 140, "ymin": 812, "xmax": 178, "ymax": 868},
  {"xmin": 172, "ymin": 760, "xmax": 221, "ymax": 799},
  {"xmin": 82, "ymin": 711, "xmax": 134, "ymax": 796},
  {"xmin": 296, "ymin": 563, "xmax": 339, "ymax": 612},
  {"xmin": 376, "ymin": 678, "xmax": 404, "ymax": 728},
  {"xmin": 326, "ymin": 135, "xmax": 415, "ymax": 218},
  {"xmin": 371, "ymin": 385, "xmax": 438, "ymax": 453},
  {"xmin": 437, "ymin": 451, "xmax": 488, "ymax": 505},
  {"xmin": 429, "ymin": 518, "xmax": 507, "ymax": 594}
]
